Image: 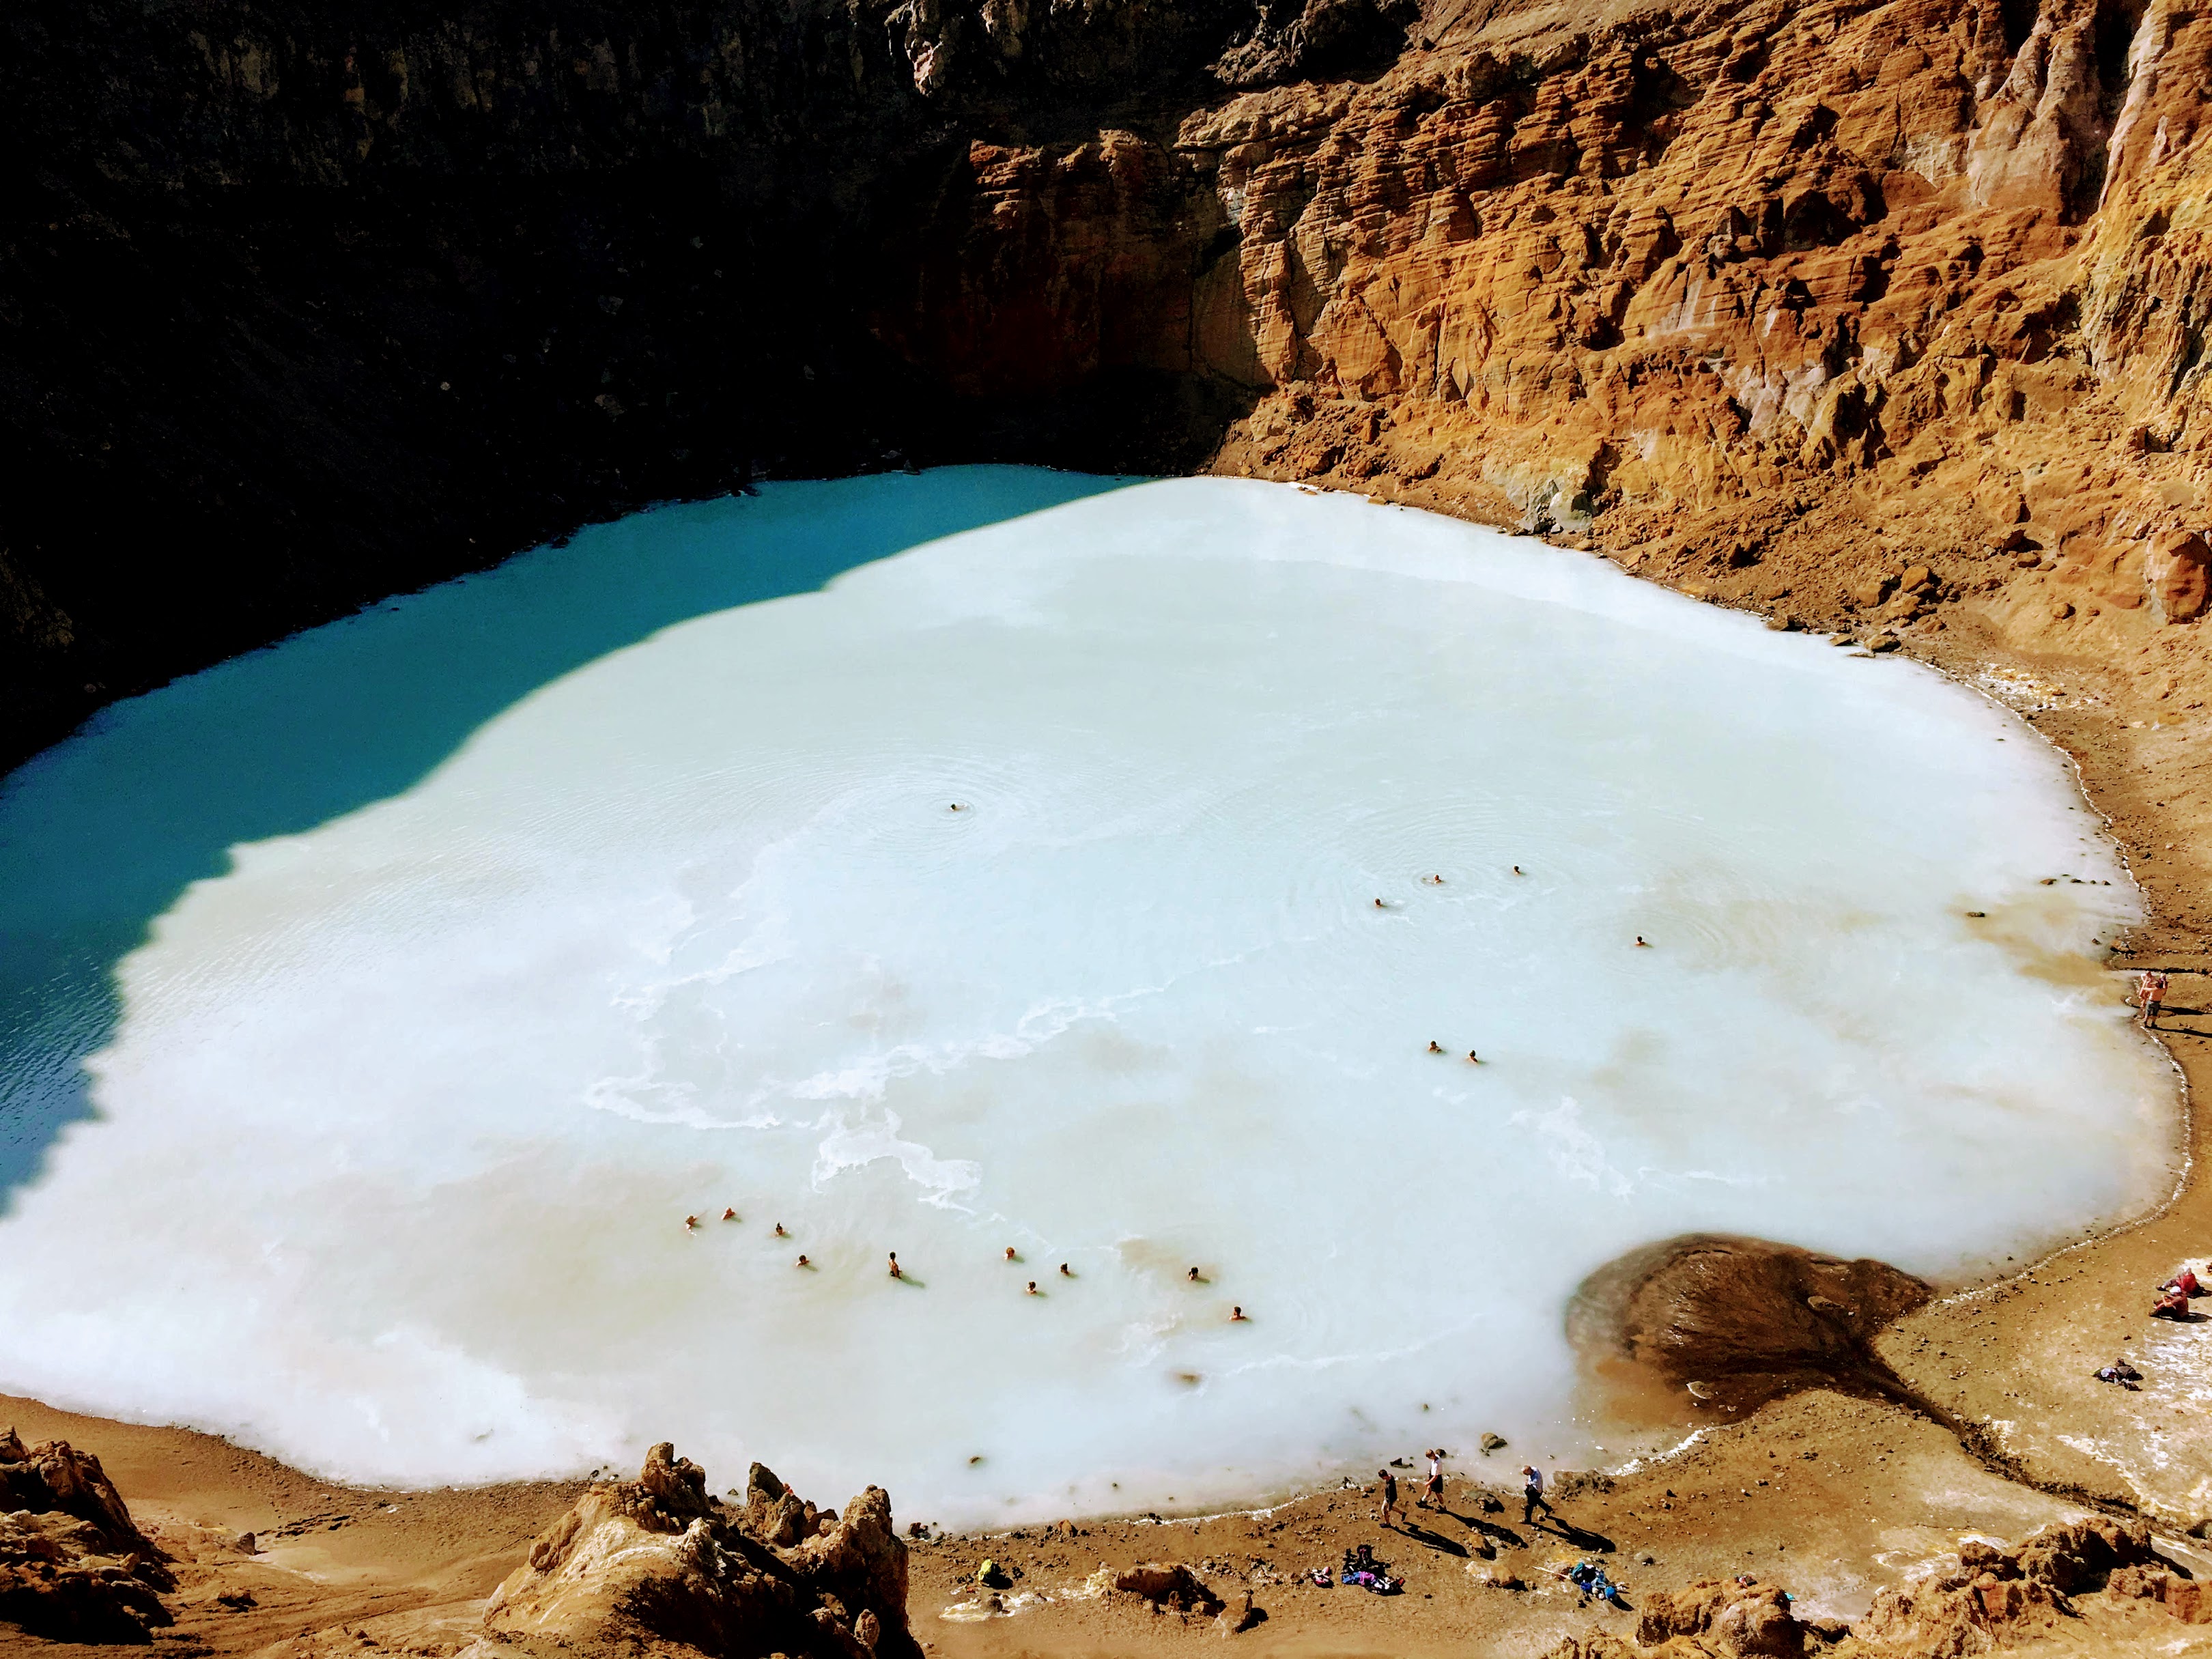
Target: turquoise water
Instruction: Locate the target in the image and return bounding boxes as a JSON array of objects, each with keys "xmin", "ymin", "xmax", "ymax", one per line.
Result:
[{"xmin": 0, "ymin": 468, "xmax": 1131, "ymax": 1204}]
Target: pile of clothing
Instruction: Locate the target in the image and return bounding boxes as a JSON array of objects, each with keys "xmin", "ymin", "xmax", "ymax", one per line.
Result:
[
  {"xmin": 2095, "ymin": 1357, "xmax": 2144, "ymax": 1388},
  {"xmin": 1335, "ymin": 1545, "xmax": 1404, "ymax": 1593},
  {"xmin": 1565, "ymin": 1559, "xmax": 1626, "ymax": 1608}
]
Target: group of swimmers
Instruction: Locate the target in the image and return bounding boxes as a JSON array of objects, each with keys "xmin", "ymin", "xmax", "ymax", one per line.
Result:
[
  {"xmin": 683, "ymin": 1215, "xmax": 1249, "ymax": 1318},
  {"xmin": 1394, "ymin": 869, "xmax": 1651, "ymax": 1060}
]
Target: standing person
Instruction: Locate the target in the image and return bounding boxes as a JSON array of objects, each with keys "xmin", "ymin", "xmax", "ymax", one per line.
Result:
[
  {"xmin": 1521, "ymin": 1465, "xmax": 1554, "ymax": 1527},
  {"xmin": 2141, "ymin": 967, "xmax": 2170, "ymax": 1029},
  {"xmin": 1375, "ymin": 1468, "xmax": 1402, "ymax": 1529},
  {"xmin": 1419, "ymin": 1449, "xmax": 1445, "ymax": 1511}
]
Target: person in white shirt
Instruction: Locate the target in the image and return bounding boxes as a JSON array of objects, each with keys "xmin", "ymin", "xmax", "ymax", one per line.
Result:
[
  {"xmin": 1521, "ymin": 1464, "xmax": 1555, "ymax": 1526},
  {"xmin": 1418, "ymin": 1449, "xmax": 1445, "ymax": 1511}
]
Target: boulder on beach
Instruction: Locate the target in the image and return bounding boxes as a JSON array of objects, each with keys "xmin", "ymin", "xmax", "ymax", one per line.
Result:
[
  {"xmin": 462, "ymin": 1443, "xmax": 918, "ymax": 1659},
  {"xmin": 1636, "ymin": 1577, "xmax": 1809, "ymax": 1657},
  {"xmin": 0, "ymin": 1427, "xmax": 174, "ymax": 1644}
]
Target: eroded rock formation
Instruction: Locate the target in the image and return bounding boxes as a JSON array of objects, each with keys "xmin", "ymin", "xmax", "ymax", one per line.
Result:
[
  {"xmin": 1853, "ymin": 1516, "xmax": 2189, "ymax": 1651},
  {"xmin": 1634, "ymin": 1575, "xmax": 1820, "ymax": 1656},
  {"xmin": 0, "ymin": 1427, "xmax": 174, "ymax": 1643},
  {"xmin": 462, "ymin": 1443, "xmax": 918, "ymax": 1659}
]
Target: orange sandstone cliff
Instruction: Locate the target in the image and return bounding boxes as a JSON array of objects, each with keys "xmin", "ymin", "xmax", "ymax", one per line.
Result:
[{"xmin": 868, "ymin": 0, "xmax": 2212, "ymax": 940}]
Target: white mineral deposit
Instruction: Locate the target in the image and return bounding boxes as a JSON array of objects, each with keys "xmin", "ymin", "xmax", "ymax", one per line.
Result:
[{"xmin": 0, "ymin": 470, "xmax": 2172, "ymax": 1525}]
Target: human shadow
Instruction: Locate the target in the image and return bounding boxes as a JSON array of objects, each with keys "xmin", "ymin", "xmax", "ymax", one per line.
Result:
[
  {"xmin": 1464, "ymin": 1518, "xmax": 1527, "ymax": 1551},
  {"xmin": 1394, "ymin": 1520, "xmax": 1466, "ymax": 1557},
  {"xmin": 1531, "ymin": 1518, "xmax": 1618, "ymax": 1553},
  {"xmin": 0, "ymin": 467, "xmax": 1139, "ymax": 1213}
]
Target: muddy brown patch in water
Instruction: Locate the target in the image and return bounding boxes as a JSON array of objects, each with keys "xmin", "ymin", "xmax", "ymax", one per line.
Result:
[{"xmin": 1569, "ymin": 1233, "xmax": 1934, "ymax": 1426}]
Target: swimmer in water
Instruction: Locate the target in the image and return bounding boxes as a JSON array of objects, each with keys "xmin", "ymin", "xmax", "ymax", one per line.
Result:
[
  {"xmin": 1005, "ymin": 1246, "xmax": 1017, "ymax": 1261},
  {"xmin": 1467, "ymin": 1050, "xmax": 1481, "ymax": 1064},
  {"xmin": 795, "ymin": 1253, "xmax": 810, "ymax": 1268},
  {"xmin": 1060, "ymin": 1263, "xmax": 1073, "ymax": 1277},
  {"xmin": 1374, "ymin": 897, "xmax": 1387, "ymax": 909},
  {"xmin": 1428, "ymin": 1040, "xmax": 1444, "ymax": 1053},
  {"xmin": 722, "ymin": 1207, "xmax": 737, "ymax": 1221},
  {"xmin": 1026, "ymin": 1281, "xmax": 1039, "ymax": 1295},
  {"xmin": 774, "ymin": 1223, "xmax": 788, "ymax": 1237},
  {"xmin": 1188, "ymin": 1266, "xmax": 1201, "ymax": 1283},
  {"xmin": 1423, "ymin": 874, "xmax": 1444, "ymax": 885},
  {"xmin": 683, "ymin": 1215, "xmax": 698, "ymax": 1231},
  {"xmin": 1513, "ymin": 866, "xmax": 1524, "ymax": 875},
  {"xmin": 1231, "ymin": 1305, "xmax": 1248, "ymax": 1322},
  {"xmin": 949, "ymin": 802, "xmax": 965, "ymax": 812},
  {"xmin": 888, "ymin": 1252, "xmax": 903, "ymax": 1279},
  {"xmin": 1635, "ymin": 935, "xmax": 1651, "ymax": 948}
]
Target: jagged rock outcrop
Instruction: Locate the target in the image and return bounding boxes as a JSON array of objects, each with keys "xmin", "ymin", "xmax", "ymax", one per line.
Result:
[
  {"xmin": 1635, "ymin": 1576, "xmax": 1813, "ymax": 1656},
  {"xmin": 1569, "ymin": 1234, "xmax": 1935, "ymax": 1415},
  {"xmin": 0, "ymin": 1427, "xmax": 174, "ymax": 1644},
  {"xmin": 1853, "ymin": 1516, "xmax": 2170, "ymax": 1653},
  {"xmin": 463, "ymin": 1443, "xmax": 918, "ymax": 1659}
]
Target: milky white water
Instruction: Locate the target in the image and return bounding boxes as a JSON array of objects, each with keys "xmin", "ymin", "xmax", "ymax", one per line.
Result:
[{"xmin": 0, "ymin": 470, "xmax": 2174, "ymax": 1525}]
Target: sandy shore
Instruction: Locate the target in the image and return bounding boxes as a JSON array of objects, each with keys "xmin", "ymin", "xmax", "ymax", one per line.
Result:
[{"xmin": 10, "ymin": 527, "xmax": 2212, "ymax": 1658}]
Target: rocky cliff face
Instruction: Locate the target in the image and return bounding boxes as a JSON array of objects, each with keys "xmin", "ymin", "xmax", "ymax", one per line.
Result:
[
  {"xmin": 8, "ymin": 0, "xmax": 2212, "ymax": 789},
  {"xmin": 1185, "ymin": 0, "xmax": 2212, "ymax": 620}
]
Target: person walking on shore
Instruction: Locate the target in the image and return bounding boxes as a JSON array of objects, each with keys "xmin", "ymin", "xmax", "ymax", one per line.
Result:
[
  {"xmin": 1376, "ymin": 1469, "xmax": 1402, "ymax": 1529},
  {"xmin": 1418, "ymin": 1449, "xmax": 1445, "ymax": 1511},
  {"xmin": 2140, "ymin": 967, "xmax": 2170, "ymax": 1029},
  {"xmin": 1521, "ymin": 1465, "xmax": 1555, "ymax": 1527}
]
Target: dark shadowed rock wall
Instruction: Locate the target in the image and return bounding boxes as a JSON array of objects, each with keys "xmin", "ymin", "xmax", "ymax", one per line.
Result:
[{"xmin": 0, "ymin": 0, "xmax": 1411, "ymax": 760}]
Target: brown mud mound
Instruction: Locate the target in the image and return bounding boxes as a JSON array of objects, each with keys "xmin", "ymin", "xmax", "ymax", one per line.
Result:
[
  {"xmin": 1109, "ymin": 1562, "xmax": 1225, "ymax": 1616},
  {"xmin": 1570, "ymin": 1234, "xmax": 1936, "ymax": 1418},
  {"xmin": 460, "ymin": 1443, "xmax": 917, "ymax": 1659},
  {"xmin": 0, "ymin": 1425, "xmax": 174, "ymax": 1643}
]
